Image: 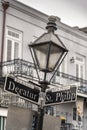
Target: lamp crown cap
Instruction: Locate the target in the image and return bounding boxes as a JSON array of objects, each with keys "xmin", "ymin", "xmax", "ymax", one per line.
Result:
[
  {"xmin": 46, "ymin": 15, "xmax": 57, "ymax": 32},
  {"xmin": 48, "ymin": 16, "xmax": 57, "ymax": 22}
]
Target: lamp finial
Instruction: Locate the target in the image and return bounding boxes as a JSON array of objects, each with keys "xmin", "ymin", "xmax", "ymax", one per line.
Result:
[{"xmin": 46, "ymin": 16, "xmax": 57, "ymax": 32}]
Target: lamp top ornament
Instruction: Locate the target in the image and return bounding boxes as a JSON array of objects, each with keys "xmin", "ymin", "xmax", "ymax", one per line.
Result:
[{"xmin": 46, "ymin": 16, "xmax": 57, "ymax": 32}]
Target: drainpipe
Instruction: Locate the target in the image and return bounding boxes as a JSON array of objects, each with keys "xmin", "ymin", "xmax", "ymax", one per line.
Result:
[{"xmin": 0, "ymin": 1, "xmax": 9, "ymax": 76}]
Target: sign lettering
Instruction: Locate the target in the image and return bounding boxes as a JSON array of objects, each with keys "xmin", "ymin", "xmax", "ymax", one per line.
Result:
[
  {"xmin": 4, "ymin": 77, "xmax": 40, "ymax": 104},
  {"xmin": 45, "ymin": 87, "xmax": 77, "ymax": 106}
]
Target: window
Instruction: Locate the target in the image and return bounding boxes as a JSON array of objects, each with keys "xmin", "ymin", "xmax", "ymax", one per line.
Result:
[
  {"xmin": 8, "ymin": 30, "xmax": 19, "ymax": 38},
  {"xmin": 75, "ymin": 55, "xmax": 85, "ymax": 79},
  {"xmin": 5, "ymin": 27, "xmax": 22, "ymax": 61},
  {"xmin": 73, "ymin": 107, "xmax": 77, "ymax": 120}
]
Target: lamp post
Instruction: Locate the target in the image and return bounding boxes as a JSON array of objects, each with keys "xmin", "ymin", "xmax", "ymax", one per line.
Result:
[{"xmin": 29, "ymin": 16, "xmax": 68, "ymax": 130}]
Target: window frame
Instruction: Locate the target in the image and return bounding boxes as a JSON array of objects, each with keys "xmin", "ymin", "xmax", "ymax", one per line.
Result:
[
  {"xmin": 75, "ymin": 54, "xmax": 85, "ymax": 79},
  {"xmin": 4, "ymin": 27, "xmax": 22, "ymax": 61}
]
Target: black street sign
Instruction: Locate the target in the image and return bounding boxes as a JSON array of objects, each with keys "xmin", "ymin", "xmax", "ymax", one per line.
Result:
[
  {"xmin": 4, "ymin": 76, "xmax": 40, "ymax": 105},
  {"xmin": 45, "ymin": 87, "xmax": 77, "ymax": 106}
]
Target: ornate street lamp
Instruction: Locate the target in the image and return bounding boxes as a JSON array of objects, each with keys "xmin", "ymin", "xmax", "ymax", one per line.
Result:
[{"xmin": 29, "ymin": 16, "xmax": 68, "ymax": 130}]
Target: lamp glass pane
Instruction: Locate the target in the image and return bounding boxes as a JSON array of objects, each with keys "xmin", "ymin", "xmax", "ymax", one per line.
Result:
[
  {"xmin": 33, "ymin": 44, "xmax": 49, "ymax": 71},
  {"xmin": 48, "ymin": 44, "xmax": 64, "ymax": 71}
]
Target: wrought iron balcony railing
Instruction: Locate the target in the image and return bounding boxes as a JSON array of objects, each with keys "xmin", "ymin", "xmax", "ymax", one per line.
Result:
[{"xmin": 0, "ymin": 58, "xmax": 87, "ymax": 91}]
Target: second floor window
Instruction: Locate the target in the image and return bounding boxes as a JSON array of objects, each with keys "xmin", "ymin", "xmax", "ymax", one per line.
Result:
[
  {"xmin": 7, "ymin": 40, "xmax": 19, "ymax": 61},
  {"xmin": 5, "ymin": 27, "xmax": 22, "ymax": 61},
  {"xmin": 75, "ymin": 55, "xmax": 85, "ymax": 79}
]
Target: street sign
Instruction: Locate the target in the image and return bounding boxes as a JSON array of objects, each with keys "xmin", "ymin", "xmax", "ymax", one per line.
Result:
[
  {"xmin": 4, "ymin": 76, "xmax": 40, "ymax": 105},
  {"xmin": 45, "ymin": 87, "xmax": 77, "ymax": 106}
]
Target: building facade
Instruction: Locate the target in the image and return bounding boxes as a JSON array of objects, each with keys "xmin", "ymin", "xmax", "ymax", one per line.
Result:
[{"xmin": 0, "ymin": 0, "xmax": 87, "ymax": 130}]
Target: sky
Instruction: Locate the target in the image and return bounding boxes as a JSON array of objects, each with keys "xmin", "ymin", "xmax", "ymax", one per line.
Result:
[{"xmin": 18, "ymin": 0, "xmax": 87, "ymax": 28}]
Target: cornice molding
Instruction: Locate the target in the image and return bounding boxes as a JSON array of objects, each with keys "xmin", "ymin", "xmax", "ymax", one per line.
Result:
[
  {"xmin": 9, "ymin": 0, "xmax": 48, "ymax": 24},
  {"xmin": 57, "ymin": 25, "xmax": 87, "ymax": 42}
]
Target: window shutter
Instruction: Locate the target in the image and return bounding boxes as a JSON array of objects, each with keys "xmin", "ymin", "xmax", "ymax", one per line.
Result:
[
  {"xmin": 14, "ymin": 42, "xmax": 19, "ymax": 59},
  {"xmin": 76, "ymin": 64, "xmax": 79, "ymax": 78},
  {"xmin": 7, "ymin": 40, "xmax": 12, "ymax": 61},
  {"xmin": 80, "ymin": 65, "xmax": 83, "ymax": 79}
]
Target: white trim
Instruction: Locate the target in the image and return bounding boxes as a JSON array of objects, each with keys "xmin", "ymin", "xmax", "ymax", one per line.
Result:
[
  {"xmin": 77, "ymin": 92, "xmax": 87, "ymax": 98},
  {"xmin": 0, "ymin": 108, "xmax": 8, "ymax": 117}
]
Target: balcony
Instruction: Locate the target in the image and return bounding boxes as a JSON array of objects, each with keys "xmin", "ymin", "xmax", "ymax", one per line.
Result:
[{"xmin": 0, "ymin": 59, "xmax": 87, "ymax": 107}]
